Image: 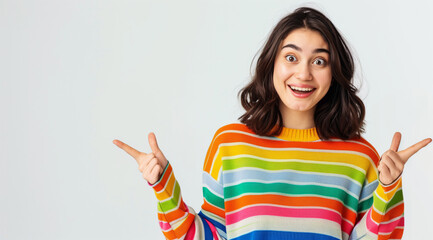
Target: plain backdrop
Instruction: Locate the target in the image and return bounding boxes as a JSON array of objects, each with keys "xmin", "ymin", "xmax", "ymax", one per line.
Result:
[{"xmin": 1, "ymin": 0, "xmax": 432, "ymax": 239}]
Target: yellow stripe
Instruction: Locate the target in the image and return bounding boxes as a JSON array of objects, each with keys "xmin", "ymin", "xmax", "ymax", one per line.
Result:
[
  {"xmin": 210, "ymin": 150, "xmax": 223, "ymax": 180},
  {"xmin": 375, "ymin": 179, "xmax": 402, "ymax": 201},
  {"xmin": 219, "ymin": 143, "xmax": 372, "ymax": 169},
  {"xmin": 155, "ymin": 172, "xmax": 176, "ymax": 201}
]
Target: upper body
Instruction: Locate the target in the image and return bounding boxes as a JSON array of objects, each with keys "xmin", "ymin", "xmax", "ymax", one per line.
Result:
[{"xmin": 150, "ymin": 122, "xmax": 404, "ymax": 240}]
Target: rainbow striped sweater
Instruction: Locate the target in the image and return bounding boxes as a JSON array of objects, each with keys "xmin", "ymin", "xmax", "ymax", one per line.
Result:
[{"xmin": 149, "ymin": 123, "xmax": 404, "ymax": 240}]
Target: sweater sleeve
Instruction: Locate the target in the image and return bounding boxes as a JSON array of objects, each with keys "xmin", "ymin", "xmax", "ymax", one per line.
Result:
[
  {"xmin": 349, "ymin": 150, "xmax": 404, "ymax": 239},
  {"xmin": 149, "ymin": 129, "xmax": 227, "ymax": 240}
]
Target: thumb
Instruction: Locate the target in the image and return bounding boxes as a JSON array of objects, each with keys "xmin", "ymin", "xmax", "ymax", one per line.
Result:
[
  {"xmin": 390, "ymin": 132, "xmax": 401, "ymax": 152},
  {"xmin": 148, "ymin": 132, "xmax": 161, "ymax": 154}
]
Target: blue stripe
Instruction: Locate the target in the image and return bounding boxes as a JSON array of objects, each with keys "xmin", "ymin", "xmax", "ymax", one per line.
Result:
[
  {"xmin": 359, "ymin": 179, "xmax": 378, "ymax": 201},
  {"xmin": 231, "ymin": 230, "xmax": 339, "ymax": 240},
  {"xmin": 199, "ymin": 210, "xmax": 226, "ymax": 233},
  {"xmin": 198, "ymin": 211, "xmax": 214, "ymax": 239},
  {"xmin": 203, "ymin": 171, "xmax": 224, "ymax": 196}
]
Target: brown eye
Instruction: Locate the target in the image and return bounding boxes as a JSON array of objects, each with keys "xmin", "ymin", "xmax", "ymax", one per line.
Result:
[
  {"xmin": 314, "ymin": 58, "xmax": 327, "ymax": 66},
  {"xmin": 285, "ymin": 55, "xmax": 297, "ymax": 62}
]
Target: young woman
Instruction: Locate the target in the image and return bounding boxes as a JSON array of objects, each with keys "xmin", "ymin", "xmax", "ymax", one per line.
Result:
[{"xmin": 113, "ymin": 7, "xmax": 431, "ymax": 240}]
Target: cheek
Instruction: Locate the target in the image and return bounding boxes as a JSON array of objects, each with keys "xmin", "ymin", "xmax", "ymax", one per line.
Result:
[
  {"xmin": 316, "ymin": 71, "xmax": 332, "ymax": 88},
  {"xmin": 274, "ymin": 62, "xmax": 291, "ymax": 80}
]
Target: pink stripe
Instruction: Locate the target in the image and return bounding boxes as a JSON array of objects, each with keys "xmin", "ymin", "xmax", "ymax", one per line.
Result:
[
  {"xmin": 341, "ymin": 219, "xmax": 354, "ymax": 235},
  {"xmin": 366, "ymin": 209, "xmax": 405, "ymax": 234},
  {"xmin": 226, "ymin": 205, "xmax": 342, "ymax": 225},
  {"xmin": 205, "ymin": 219, "xmax": 219, "ymax": 239},
  {"xmin": 378, "ymin": 216, "xmax": 404, "ymax": 233},
  {"xmin": 397, "ymin": 217, "xmax": 404, "ymax": 227},
  {"xmin": 185, "ymin": 220, "xmax": 196, "ymax": 240},
  {"xmin": 159, "ymin": 221, "xmax": 171, "ymax": 231},
  {"xmin": 365, "ymin": 209, "xmax": 379, "ymax": 234}
]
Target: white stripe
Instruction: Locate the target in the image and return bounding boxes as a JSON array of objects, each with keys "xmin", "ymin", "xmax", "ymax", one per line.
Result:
[{"xmin": 227, "ymin": 215, "xmax": 342, "ymax": 239}]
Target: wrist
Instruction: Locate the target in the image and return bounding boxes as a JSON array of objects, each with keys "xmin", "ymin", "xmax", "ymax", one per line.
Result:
[{"xmin": 148, "ymin": 160, "xmax": 171, "ymax": 187}]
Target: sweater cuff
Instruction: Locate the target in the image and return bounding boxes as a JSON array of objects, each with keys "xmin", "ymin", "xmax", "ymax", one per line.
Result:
[
  {"xmin": 376, "ymin": 175, "xmax": 403, "ymax": 201},
  {"xmin": 148, "ymin": 161, "xmax": 171, "ymax": 189}
]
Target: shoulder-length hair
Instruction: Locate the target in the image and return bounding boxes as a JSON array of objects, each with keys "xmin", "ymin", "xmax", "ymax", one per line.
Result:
[{"xmin": 237, "ymin": 6, "xmax": 365, "ymax": 141}]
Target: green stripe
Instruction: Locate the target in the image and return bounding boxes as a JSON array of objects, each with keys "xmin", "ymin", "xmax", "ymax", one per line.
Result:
[
  {"xmin": 386, "ymin": 189, "xmax": 403, "ymax": 210},
  {"xmin": 374, "ymin": 188, "xmax": 403, "ymax": 213},
  {"xmin": 373, "ymin": 189, "xmax": 403, "ymax": 213},
  {"xmin": 223, "ymin": 157, "xmax": 364, "ymax": 185},
  {"xmin": 373, "ymin": 193, "xmax": 386, "ymax": 211},
  {"xmin": 203, "ymin": 187, "xmax": 225, "ymax": 209},
  {"xmin": 358, "ymin": 197, "xmax": 373, "ymax": 212},
  {"xmin": 224, "ymin": 182, "xmax": 358, "ymax": 212},
  {"xmin": 158, "ymin": 180, "xmax": 181, "ymax": 211}
]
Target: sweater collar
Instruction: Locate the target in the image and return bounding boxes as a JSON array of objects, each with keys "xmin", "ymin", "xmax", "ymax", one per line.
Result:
[{"xmin": 275, "ymin": 126, "xmax": 320, "ymax": 142}]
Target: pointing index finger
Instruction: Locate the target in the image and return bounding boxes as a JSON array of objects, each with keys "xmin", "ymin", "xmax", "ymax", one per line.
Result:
[
  {"xmin": 399, "ymin": 137, "xmax": 432, "ymax": 163},
  {"xmin": 113, "ymin": 139, "xmax": 142, "ymax": 162}
]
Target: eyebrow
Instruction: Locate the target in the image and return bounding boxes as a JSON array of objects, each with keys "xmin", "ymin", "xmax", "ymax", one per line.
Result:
[{"xmin": 282, "ymin": 43, "xmax": 330, "ymax": 54}]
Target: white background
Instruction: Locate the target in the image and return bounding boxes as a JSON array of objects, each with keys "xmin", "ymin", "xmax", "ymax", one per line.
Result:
[{"xmin": 1, "ymin": 0, "xmax": 432, "ymax": 239}]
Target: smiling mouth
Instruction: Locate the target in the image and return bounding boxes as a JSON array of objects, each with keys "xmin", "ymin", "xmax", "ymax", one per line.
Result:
[{"xmin": 288, "ymin": 85, "xmax": 316, "ymax": 94}]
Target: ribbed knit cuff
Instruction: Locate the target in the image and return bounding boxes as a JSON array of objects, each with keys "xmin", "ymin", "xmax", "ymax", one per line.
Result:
[
  {"xmin": 376, "ymin": 175, "xmax": 403, "ymax": 201},
  {"xmin": 148, "ymin": 161, "xmax": 171, "ymax": 188}
]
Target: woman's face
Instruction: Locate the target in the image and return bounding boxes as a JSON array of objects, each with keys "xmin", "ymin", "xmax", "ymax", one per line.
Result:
[{"xmin": 273, "ymin": 28, "xmax": 332, "ymax": 118}]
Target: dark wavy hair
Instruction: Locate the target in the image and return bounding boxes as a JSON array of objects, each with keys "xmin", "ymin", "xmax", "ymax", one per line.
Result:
[{"xmin": 237, "ymin": 6, "xmax": 365, "ymax": 141}]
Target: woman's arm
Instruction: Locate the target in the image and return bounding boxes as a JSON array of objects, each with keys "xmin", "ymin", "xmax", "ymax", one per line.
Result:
[
  {"xmin": 351, "ymin": 133, "xmax": 431, "ymax": 239},
  {"xmin": 149, "ymin": 129, "xmax": 227, "ymax": 239},
  {"xmin": 350, "ymin": 175, "xmax": 404, "ymax": 239}
]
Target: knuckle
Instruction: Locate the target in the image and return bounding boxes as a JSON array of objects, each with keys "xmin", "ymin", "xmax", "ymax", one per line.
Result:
[
  {"xmin": 150, "ymin": 158, "xmax": 159, "ymax": 165},
  {"xmin": 397, "ymin": 165, "xmax": 404, "ymax": 171},
  {"xmin": 139, "ymin": 165, "xmax": 145, "ymax": 172}
]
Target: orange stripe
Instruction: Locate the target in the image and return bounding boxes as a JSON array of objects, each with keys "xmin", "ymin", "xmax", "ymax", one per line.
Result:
[
  {"xmin": 389, "ymin": 228, "xmax": 404, "ymax": 239},
  {"xmin": 153, "ymin": 164, "xmax": 173, "ymax": 192},
  {"xmin": 162, "ymin": 229, "xmax": 177, "ymax": 239},
  {"xmin": 155, "ymin": 172, "xmax": 176, "ymax": 201},
  {"xmin": 381, "ymin": 178, "xmax": 402, "ymax": 193},
  {"xmin": 372, "ymin": 204, "xmax": 404, "ymax": 223},
  {"xmin": 173, "ymin": 214, "xmax": 195, "ymax": 237},
  {"xmin": 158, "ymin": 212, "xmax": 178, "ymax": 240},
  {"xmin": 157, "ymin": 198, "xmax": 190, "ymax": 221},
  {"xmin": 378, "ymin": 228, "xmax": 404, "ymax": 240},
  {"xmin": 158, "ymin": 209, "xmax": 185, "ymax": 222},
  {"xmin": 201, "ymin": 199, "xmax": 226, "ymax": 219},
  {"xmin": 370, "ymin": 202, "xmax": 403, "ymax": 223},
  {"xmin": 203, "ymin": 123, "xmax": 380, "ymax": 174}
]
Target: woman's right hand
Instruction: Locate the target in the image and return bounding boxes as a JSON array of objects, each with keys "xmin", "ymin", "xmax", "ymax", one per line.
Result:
[{"xmin": 112, "ymin": 132, "xmax": 169, "ymax": 185}]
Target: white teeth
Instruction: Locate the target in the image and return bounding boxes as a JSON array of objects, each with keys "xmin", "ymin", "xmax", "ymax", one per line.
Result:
[{"xmin": 289, "ymin": 85, "xmax": 314, "ymax": 91}]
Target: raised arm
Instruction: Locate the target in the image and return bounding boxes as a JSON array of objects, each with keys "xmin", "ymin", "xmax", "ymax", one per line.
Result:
[
  {"xmin": 114, "ymin": 130, "xmax": 227, "ymax": 239},
  {"xmin": 350, "ymin": 132, "xmax": 431, "ymax": 239}
]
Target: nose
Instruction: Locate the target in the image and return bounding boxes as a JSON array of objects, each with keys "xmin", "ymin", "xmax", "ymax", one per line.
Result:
[{"xmin": 295, "ymin": 62, "xmax": 312, "ymax": 81}]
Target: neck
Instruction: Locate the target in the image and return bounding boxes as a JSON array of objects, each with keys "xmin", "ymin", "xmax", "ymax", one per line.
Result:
[{"xmin": 279, "ymin": 103, "xmax": 315, "ymax": 129}]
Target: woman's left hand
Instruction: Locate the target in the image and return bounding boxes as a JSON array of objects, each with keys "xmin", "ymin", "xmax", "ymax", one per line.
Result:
[{"xmin": 378, "ymin": 132, "xmax": 432, "ymax": 185}]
